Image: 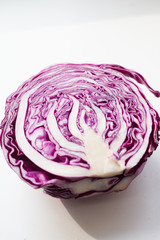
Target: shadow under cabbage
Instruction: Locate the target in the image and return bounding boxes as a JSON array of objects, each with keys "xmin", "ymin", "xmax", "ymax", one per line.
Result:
[{"xmin": 61, "ymin": 162, "xmax": 160, "ymax": 240}]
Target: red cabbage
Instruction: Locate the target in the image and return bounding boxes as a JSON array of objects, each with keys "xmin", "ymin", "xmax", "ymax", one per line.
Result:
[{"xmin": 0, "ymin": 63, "xmax": 159, "ymax": 199}]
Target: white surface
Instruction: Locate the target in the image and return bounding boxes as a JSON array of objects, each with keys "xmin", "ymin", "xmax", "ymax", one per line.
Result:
[{"xmin": 0, "ymin": 1, "xmax": 160, "ymax": 240}]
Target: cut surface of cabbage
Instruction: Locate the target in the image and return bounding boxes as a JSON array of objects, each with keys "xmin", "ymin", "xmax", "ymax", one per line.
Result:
[{"xmin": 1, "ymin": 63, "xmax": 159, "ymax": 198}]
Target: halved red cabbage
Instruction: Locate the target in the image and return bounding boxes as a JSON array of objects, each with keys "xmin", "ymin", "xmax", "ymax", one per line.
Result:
[{"xmin": 0, "ymin": 64, "xmax": 159, "ymax": 199}]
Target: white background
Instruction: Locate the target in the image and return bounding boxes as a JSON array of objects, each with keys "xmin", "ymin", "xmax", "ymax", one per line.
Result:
[{"xmin": 0, "ymin": 1, "xmax": 160, "ymax": 240}]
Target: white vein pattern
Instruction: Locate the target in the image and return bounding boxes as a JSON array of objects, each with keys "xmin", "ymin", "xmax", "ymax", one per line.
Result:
[{"xmin": 14, "ymin": 64, "xmax": 154, "ymax": 180}]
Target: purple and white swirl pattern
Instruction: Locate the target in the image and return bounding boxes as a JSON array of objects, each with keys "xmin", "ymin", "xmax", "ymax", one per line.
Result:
[{"xmin": 0, "ymin": 64, "xmax": 159, "ymax": 198}]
